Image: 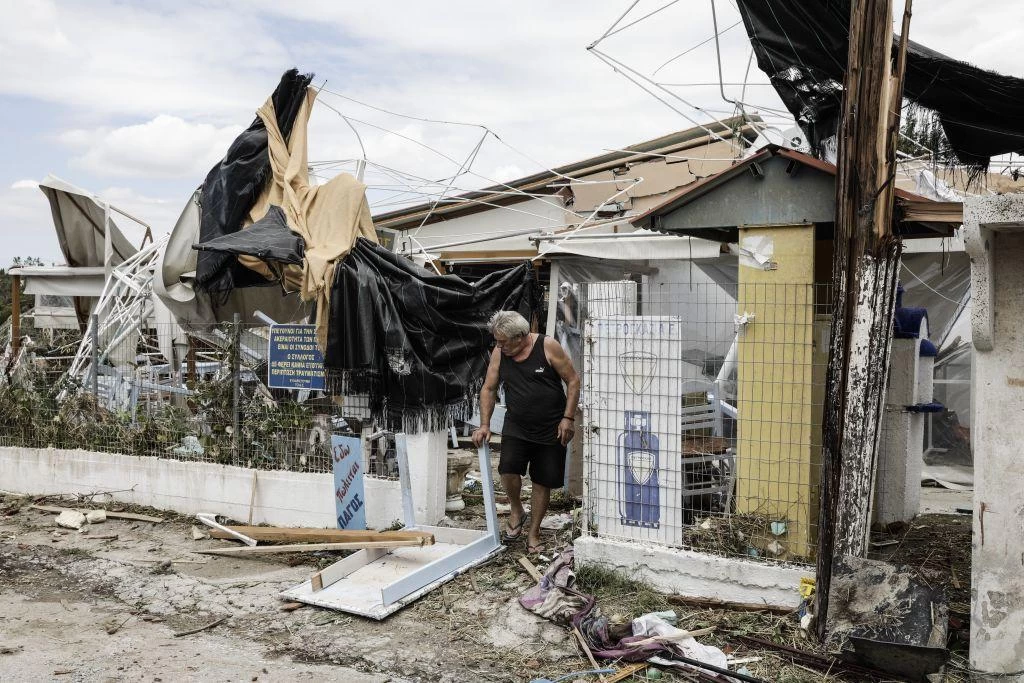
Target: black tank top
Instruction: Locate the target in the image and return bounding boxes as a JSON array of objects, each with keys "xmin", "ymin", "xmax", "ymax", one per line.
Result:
[{"xmin": 499, "ymin": 334, "xmax": 566, "ymax": 445}]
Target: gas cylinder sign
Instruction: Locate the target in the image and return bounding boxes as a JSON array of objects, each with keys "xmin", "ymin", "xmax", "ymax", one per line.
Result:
[
  {"xmin": 584, "ymin": 316, "xmax": 682, "ymax": 546},
  {"xmin": 331, "ymin": 434, "xmax": 366, "ymax": 530}
]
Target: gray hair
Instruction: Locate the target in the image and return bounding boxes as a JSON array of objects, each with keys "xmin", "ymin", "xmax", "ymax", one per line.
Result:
[{"xmin": 488, "ymin": 310, "xmax": 529, "ymax": 339}]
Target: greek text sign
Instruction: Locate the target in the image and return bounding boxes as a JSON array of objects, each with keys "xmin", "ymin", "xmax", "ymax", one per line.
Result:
[
  {"xmin": 331, "ymin": 434, "xmax": 366, "ymax": 530},
  {"xmin": 268, "ymin": 324, "xmax": 325, "ymax": 390}
]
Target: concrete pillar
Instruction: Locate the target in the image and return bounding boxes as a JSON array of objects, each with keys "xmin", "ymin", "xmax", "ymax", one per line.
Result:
[
  {"xmin": 874, "ymin": 313, "xmax": 929, "ymax": 527},
  {"xmin": 404, "ymin": 429, "xmax": 449, "ymax": 525},
  {"xmin": 735, "ymin": 224, "xmax": 818, "ymax": 558},
  {"xmin": 964, "ymin": 195, "xmax": 1024, "ymax": 678}
]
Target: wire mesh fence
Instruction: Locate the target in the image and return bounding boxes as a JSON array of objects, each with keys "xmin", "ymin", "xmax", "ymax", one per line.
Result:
[
  {"xmin": 579, "ymin": 280, "xmax": 832, "ymax": 566},
  {"xmin": 0, "ymin": 318, "xmax": 396, "ymax": 478}
]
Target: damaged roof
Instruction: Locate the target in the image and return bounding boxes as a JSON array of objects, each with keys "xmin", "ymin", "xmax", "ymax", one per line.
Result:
[
  {"xmin": 631, "ymin": 145, "xmax": 962, "ymax": 241},
  {"xmin": 373, "ymin": 115, "xmax": 762, "ymax": 231}
]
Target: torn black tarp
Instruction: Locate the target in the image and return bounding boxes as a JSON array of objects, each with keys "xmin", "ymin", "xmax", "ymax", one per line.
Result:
[
  {"xmin": 736, "ymin": 0, "xmax": 1024, "ymax": 170},
  {"xmin": 325, "ymin": 238, "xmax": 540, "ymax": 433},
  {"xmin": 193, "ymin": 205, "xmax": 305, "ymax": 280},
  {"xmin": 194, "ymin": 68, "xmax": 313, "ymax": 294}
]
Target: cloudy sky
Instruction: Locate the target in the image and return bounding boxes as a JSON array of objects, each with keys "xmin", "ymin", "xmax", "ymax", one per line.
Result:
[{"xmin": 1, "ymin": 0, "xmax": 1020, "ymax": 265}]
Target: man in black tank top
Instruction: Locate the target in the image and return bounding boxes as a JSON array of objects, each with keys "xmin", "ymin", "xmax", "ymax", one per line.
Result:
[{"xmin": 472, "ymin": 311, "xmax": 580, "ymax": 554}]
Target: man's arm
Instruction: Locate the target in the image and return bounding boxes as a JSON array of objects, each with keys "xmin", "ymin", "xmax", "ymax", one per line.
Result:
[
  {"xmin": 472, "ymin": 347, "xmax": 502, "ymax": 447},
  {"xmin": 544, "ymin": 337, "xmax": 580, "ymax": 446}
]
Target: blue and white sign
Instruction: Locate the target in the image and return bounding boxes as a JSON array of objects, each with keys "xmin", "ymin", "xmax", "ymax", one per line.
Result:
[
  {"xmin": 331, "ymin": 434, "xmax": 366, "ymax": 530},
  {"xmin": 268, "ymin": 324, "xmax": 325, "ymax": 390},
  {"xmin": 585, "ymin": 315, "xmax": 682, "ymax": 546}
]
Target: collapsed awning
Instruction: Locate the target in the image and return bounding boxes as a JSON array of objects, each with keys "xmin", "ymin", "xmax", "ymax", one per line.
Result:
[
  {"xmin": 12, "ymin": 266, "xmax": 107, "ymax": 297},
  {"xmin": 39, "ymin": 175, "xmax": 141, "ymax": 268},
  {"xmin": 538, "ymin": 230, "xmax": 723, "ymax": 261}
]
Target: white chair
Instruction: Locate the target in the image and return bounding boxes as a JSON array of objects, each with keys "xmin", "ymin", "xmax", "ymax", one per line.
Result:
[{"xmin": 680, "ymin": 378, "xmax": 736, "ymax": 517}]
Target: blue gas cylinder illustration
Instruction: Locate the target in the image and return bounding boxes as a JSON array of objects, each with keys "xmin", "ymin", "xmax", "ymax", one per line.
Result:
[{"xmin": 617, "ymin": 410, "xmax": 660, "ymax": 528}]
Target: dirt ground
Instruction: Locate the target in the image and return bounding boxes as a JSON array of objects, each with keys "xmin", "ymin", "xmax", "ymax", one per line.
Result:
[{"xmin": 0, "ymin": 490, "xmax": 973, "ymax": 683}]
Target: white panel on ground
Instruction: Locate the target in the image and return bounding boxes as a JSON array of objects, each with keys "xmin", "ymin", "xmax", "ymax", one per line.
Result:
[{"xmin": 280, "ymin": 446, "xmax": 503, "ymax": 619}]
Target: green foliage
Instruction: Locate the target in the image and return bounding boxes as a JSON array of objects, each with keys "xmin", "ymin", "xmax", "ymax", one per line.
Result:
[
  {"xmin": 897, "ymin": 104, "xmax": 953, "ymax": 162},
  {"xmin": 1, "ymin": 317, "xmax": 332, "ymax": 471},
  {"xmin": 0, "ymin": 256, "xmax": 43, "ymax": 326}
]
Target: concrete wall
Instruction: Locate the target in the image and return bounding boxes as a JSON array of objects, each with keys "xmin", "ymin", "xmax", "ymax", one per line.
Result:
[
  {"xmin": 964, "ymin": 194, "xmax": 1024, "ymax": 676},
  {"xmin": 0, "ymin": 441, "xmax": 448, "ymax": 530},
  {"xmin": 575, "ymin": 535, "xmax": 809, "ymax": 608}
]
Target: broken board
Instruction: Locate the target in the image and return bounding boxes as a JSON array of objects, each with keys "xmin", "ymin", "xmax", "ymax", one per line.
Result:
[
  {"xmin": 280, "ymin": 440, "xmax": 504, "ymax": 619},
  {"xmin": 208, "ymin": 527, "xmax": 433, "ymax": 544}
]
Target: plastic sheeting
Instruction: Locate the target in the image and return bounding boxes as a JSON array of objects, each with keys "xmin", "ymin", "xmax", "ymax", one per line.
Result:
[
  {"xmin": 195, "ymin": 69, "xmax": 313, "ymax": 294},
  {"xmin": 154, "ymin": 189, "xmax": 310, "ymax": 328},
  {"xmin": 194, "ymin": 205, "xmax": 306, "ymax": 270},
  {"xmin": 736, "ymin": 0, "xmax": 1024, "ymax": 169},
  {"xmin": 324, "ymin": 238, "xmax": 540, "ymax": 432}
]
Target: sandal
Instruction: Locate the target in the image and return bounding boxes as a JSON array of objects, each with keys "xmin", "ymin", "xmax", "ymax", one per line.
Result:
[
  {"xmin": 503, "ymin": 514, "xmax": 527, "ymax": 542},
  {"xmin": 527, "ymin": 542, "xmax": 545, "ymax": 554}
]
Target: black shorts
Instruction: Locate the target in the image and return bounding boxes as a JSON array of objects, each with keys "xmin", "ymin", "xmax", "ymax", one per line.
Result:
[{"xmin": 498, "ymin": 435, "xmax": 566, "ymax": 489}]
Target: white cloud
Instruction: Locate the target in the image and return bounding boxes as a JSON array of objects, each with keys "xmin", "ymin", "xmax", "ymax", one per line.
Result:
[
  {"xmin": 0, "ymin": 184, "xmax": 64, "ymax": 264},
  {"xmin": 96, "ymin": 185, "xmax": 184, "ymax": 244},
  {"xmin": 61, "ymin": 115, "xmax": 242, "ymax": 178},
  {"xmin": 0, "ymin": 0, "xmax": 287, "ymax": 119},
  {"xmin": 10, "ymin": 179, "xmax": 40, "ymax": 190}
]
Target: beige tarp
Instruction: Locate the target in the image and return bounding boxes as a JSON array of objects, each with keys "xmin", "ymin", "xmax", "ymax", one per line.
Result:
[
  {"xmin": 245, "ymin": 87, "xmax": 377, "ymax": 350},
  {"xmin": 155, "ymin": 86, "xmax": 376, "ymax": 344}
]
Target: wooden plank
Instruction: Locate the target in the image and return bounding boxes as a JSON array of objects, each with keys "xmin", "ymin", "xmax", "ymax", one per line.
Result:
[
  {"xmin": 518, "ymin": 556, "xmax": 543, "ymax": 583},
  {"xmin": 572, "ymin": 627, "xmax": 604, "ymax": 680},
  {"xmin": 196, "ymin": 539, "xmax": 429, "ymax": 556},
  {"xmin": 29, "ymin": 505, "xmax": 163, "ymax": 523},
  {"xmin": 208, "ymin": 526, "xmax": 434, "ymax": 544},
  {"xmin": 247, "ymin": 471, "xmax": 257, "ymax": 526},
  {"xmin": 11, "ymin": 274, "xmax": 20, "ymax": 355},
  {"xmin": 900, "ymin": 200, "xmax": 962, "ymax": 224},
  {"xmin": 667, "ymin": 594, "xmax": 793, "ymax": 615},
  {"xmin": 605, "ymin": 663, "xmax": 647, "ymax": 683}
]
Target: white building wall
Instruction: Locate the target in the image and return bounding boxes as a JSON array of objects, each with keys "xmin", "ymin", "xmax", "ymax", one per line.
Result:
[{"xmin": 964, "ymin": 195, "xmax": 1024, "ymax": 676}]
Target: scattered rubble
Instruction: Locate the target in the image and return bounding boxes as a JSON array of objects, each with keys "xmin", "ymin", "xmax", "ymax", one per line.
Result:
[
  {"xmin": 0, "ymin": 491, "xmax": 972, "ymax": 681},
  {"xmin": 55, "ymin": 510, "xmax": 86, "ymax": 530}
]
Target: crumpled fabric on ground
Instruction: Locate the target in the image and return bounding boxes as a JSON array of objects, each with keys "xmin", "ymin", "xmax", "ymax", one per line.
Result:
[
  {"xmin": 324, "ymin": 238, "xmax": 539, "ymax": 432},
  {"xmin": 519, "ymin": 549, "xmax": 728, "ymax": 667},
  {"xmin": 518, "ymin": 547, "xmax": 588, "ymax": 623},
  {"xmin": 631, "ymin": 614, "xmax": 729, "ymax": 670}
]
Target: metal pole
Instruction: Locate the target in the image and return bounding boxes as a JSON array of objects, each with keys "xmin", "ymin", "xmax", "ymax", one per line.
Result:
[
  {"xmin": 232, "ymin": 313, "xmax": 241, "ymax": 461},
  {"xmin": 90, "ymin": 314, "xmax": 99, "ymax": 398},
  {"xmin": 10, "ymin": 274, "xmax": 20, "ymax": 356},
  {"xmin": 186, "ymin": 337, "xmax": 197, "ymax": 385}
]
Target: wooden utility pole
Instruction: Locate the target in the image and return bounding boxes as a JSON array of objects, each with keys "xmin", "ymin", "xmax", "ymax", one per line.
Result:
[{"xmin": 815, "ymin": 0, "xmax": 913, "ymax": 640}]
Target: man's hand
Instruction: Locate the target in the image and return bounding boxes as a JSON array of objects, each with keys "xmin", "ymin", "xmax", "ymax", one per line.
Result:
[
  {"xmin": 472, "ymin": 426, "xmax": 492, "ymax": 448},
  {"xmin": 557, "ymin": 418, "xmax": 575, "ymax": 447}
]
